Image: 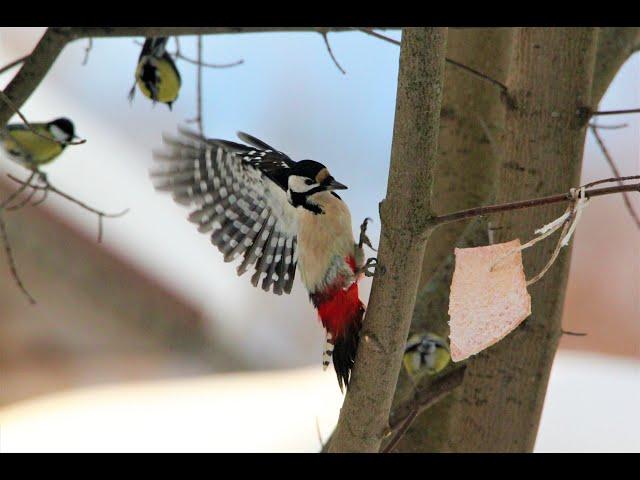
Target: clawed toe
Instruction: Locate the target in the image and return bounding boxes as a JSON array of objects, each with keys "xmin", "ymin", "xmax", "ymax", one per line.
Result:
[
  {"xmin": 358, "ymin": 257, "xmax": 384, "ymax": 278},
  {"xmin": 358, "ymin": 217, "xmax": 377, "ymax": 251}
]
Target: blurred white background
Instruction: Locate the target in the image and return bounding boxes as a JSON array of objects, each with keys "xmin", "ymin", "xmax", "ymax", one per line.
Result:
[{"xmin": 0, "ymin": 28, "xmax": 638, "ymax": 452}]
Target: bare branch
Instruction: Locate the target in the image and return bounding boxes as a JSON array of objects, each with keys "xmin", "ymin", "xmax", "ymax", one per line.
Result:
[
  {"xmin": 0, "ymin": 28, "xmax": 73, "ymax": 128},
  {"xmin": 172, "ymin": 50, "xmax": 244, "ymax": 69},
  {"xmin": 81, "ymin": 38, "xmax": 93, "ymax": 66},
  {"xmin": 356, "ymin": 27, "xmax": 508, "ymax": 93},
  {"xmin": 318, "ymin": 29, "xmax": 346, "ymax": 74},
  {"xmin": 185, "ymin": 36, "xmax": 205, "ymax": 136},
  {"xmin": 589, "ymin": 125, "xmax": 640, "ymax": 229},
  {"xmin": 6, "ymin": 173, "xmax": 129, "ymax": 243},
  {"xmin": 0, "ymin": 211, "xmax": 36, "ymax": 304},
  {"xmin": 588, "ymin": 122, "xmax": 628, "ymax": 129},
  {"xmin": 591, "ymin": 108, "xmax": 640, "ymax": 116},
  {"xmin": 561, "ymin": 329, "xmax": 588, "ymax": 336},
  {"xmin": 382, "ymin": 366, "xmax": 466, "ymax": 453},
  {"xmin": 70, "ymin": 27, "xmax": 362, "ymax": 39},
  {"xmin": 428, "ymin": 179, "xmax": 640, "ymax": 228},
  {"xmin": 591, "ymin": 28, "xmax": 640, "ymax": 105},
  {"xmin": 0, "ymin": 54, "xmax": 30, "ymax": 76},
  {"xmin": 0, "ymin": 27, "xmax": 382, "ymax": 129},
  {"xmin": 171, "ymin": 36, "xmax": 243, "ymax": 69}
]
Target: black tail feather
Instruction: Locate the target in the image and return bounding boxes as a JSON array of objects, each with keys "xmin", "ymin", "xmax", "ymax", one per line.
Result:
[{"xmin": 331, "ymin": 306, "xmax": 364, "ymax": 392}]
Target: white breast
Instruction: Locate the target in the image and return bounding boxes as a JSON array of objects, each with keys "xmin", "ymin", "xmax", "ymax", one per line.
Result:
[{"xmin": 296, "ymin": 192, "xmax": 355, "ymax": 293}]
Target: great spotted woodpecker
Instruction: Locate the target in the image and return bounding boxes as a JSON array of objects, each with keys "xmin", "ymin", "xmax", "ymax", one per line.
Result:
[{"xmin": 151, "ymin": 129, "xmax": 378, "ymax": 390}]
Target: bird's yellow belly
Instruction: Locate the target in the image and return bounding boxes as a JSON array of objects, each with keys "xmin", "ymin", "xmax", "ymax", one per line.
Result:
[
  {"xmin": 3, "ymin": 130, "xmax": 63, "ymax": 165},
  {"xmin": 137, "ymin": 58, "xmax": 180, "ymax": 103}
]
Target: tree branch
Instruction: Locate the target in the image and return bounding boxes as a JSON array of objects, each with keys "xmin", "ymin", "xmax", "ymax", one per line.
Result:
[
  {"xmin": 591, "ymin": 108, "xmax": 640, "ymax": 116},
  {"xmin": 0, "ymin": 210, "xmax": 36, "ymax": 304},
  {"xmin": 318, "ymin": 29, "xmax": 346, "ymax": 74},
  {"xmin": 0, "ymin": 27, "xmax": 389, "ymax": 129},
  {"xmin": 0, "ymin": 28, "xmax": 73, "ymax": 128},
  {"xmin": 589, "ymin": 126, "xmax": 640, "ymax": 229},
  {"xmin": 591, "ymin": 28, "xmax": 640, "ymax": 106},
  {"xmin": 0, "ymin": 54, "xmax": 30, "ymax": 76},
  {"xmin": 428, "ymin": 179, "xmax": 640, "ymax": 228},
  {"xmin": 356, "ymin": 27, "xmax": 508, "ymax": 93},
  {"xmin": 382, "ymin": 366, "xmax": 466, "ymax": 453},
  {"xmin": 327, "ymin": 27, "xmax": 448, "ymax": 453}
]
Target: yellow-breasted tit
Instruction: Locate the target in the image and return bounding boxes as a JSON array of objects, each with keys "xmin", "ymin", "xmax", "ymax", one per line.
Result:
[
  {"xmin": 151, "ymin": 130, "xmax": 379, "ymax": 391},
  {"xmin": 1, "ymin": 117, "xmax": 78, "ymax": 168},
  {"xmin": 403, "ymin": 332, "xmax": 451, "ymax": 379},
  {"xmin": 129, "ymin": 37, "xmax": 181, "ymax": 110}
]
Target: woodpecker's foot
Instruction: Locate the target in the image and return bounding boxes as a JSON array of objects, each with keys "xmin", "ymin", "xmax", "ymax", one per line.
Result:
[
  {"xmin": 357, "ymin": 257, "xmax": 385, "ymax": 278},
  {"xmin": 358, "ymin": 217, "xmax": 376, "ymax": 251}
]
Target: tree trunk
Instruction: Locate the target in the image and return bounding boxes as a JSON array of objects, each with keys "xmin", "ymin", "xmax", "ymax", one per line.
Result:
[
  {"xmin": 328, "ymin": 27, "xmax": 447, "ymax": 453},
  {"xmin": 418, "ymin": 28, "xmax": 514, "ymax": 288},
  {"xmin": 413, "ymin": 27, "xmax": 598, "ymax": 452},
  {"xmin": 390, "ymin": 28, "xmax": 515, "ymax": 452},
  {"xmin": 590, "ymin": 28, "xmax": 640, "ymax": 106}
]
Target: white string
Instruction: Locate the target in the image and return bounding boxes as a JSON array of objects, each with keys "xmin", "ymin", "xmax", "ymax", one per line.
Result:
[
  {"xmin": 561, "ymin": 186, "xmax": 590, "ymax": 247},
  {"xmin": 490, "ymin": 186, "xmax": 590, "ymax": 285}
]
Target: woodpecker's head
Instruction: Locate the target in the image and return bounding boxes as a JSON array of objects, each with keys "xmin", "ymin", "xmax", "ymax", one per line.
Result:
[{"xmin": 287, "ymin": 160, "xmax": 347, "ymax": 213}]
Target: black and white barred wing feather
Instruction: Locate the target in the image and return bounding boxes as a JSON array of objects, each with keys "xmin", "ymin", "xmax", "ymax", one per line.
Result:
[{"xmin": 151, "ymin": 130, "xmax": 298, "ymax": 295}]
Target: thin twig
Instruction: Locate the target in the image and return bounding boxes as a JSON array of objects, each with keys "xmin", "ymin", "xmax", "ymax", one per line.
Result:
[
  {"xmin": 591, "ymin": 108, "xmax": 640, "ymax": 116},
  {"xmin": 582, "ymin": 175, "xmax": 640, "ymax": 189},
  {"xmin": 0, "ymin": 90, "xmax": 86, "ymax": 146},
  {"xmin": 315, "ymin": 417, "xmax": 325, "ymax": 450},
  {"xmin": 6, "ymin": 173, "xmax": 129, "ymax": 243},
  {"xmin": 381, "ymin": 409, "xmax": 417, "ymax": 454},
  {"xmin": 357, "ymin": 27, "xmax": 401, "ymax": 46},
  {"xmin": 356, "ymin": 27, "xmax": 508, "ymax": 93},
  {"xmin": 318, "ymin": 29, "xmax": 346, "ymax": 74},
  {"xmin": 173, "ymin": 51, "xmax": 243, "ymax": 69},
  {"xmin": 588, "ymin": 122, "xmax": 628, "ymax": 130},
  {"xmin": 170, "ymin": 36, "xmax": 243, "ymax": 69},
  {"xmin": 382, "ymin": 366, "xmax": 466, "ymax": 453},
  {"xmin": 186, "ymin": 36, "xmax": 205, "ymax": 137},
  {"xmin": 0, "ymin": 54, "xmax": 30, "ymax": 76},
  {"xmin": 0, "ymin": 170, "xmax": 36, "ymax": 209},
  {"xmin": 562, "ymin": 329, "xmax": 588, "ymax": 336},
  {"xmin": 81, "ymin": 38, "xmax": 93, "ymax": 66},
  {"xmin": 0, "ymin": 211, "xmax": 36, "ymax": 304},
  {"xmin": 444, "ymin": 56, "xmax": 508, "ymax": 93},
  {"xmin": 429, "ymin": 180, "xmax": 640, "ymax": 228},
  {"xmin": 589, "ymin": 125, "xmax": 640, "ymax": 229}
]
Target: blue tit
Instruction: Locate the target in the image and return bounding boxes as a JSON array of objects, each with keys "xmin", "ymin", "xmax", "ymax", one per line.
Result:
[
  {"xmin": 1, "ymin": 117, "xmax": 77, "ymax": 168},
  {"xmin": 403, "ymin": 332, "xmax": 451, "ymax": 379},
  {"xmin": 129, "ymin": 37, "xmax": 181, "ymax": 109}
]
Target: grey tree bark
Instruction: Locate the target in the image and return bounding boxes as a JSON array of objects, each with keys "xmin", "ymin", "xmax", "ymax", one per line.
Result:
[
  {"xmin": 389, "ymin": 28, "xmax": 515, "ymax": 452},
  {"xmin": 405, "ymin": 27, "xmax": 598, "ymax": 452}
]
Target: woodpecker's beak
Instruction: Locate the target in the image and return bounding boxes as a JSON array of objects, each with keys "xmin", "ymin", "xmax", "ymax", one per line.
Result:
[{"xmin": 325, "ymin": 177, "xmax": 348, "ymax": 191}]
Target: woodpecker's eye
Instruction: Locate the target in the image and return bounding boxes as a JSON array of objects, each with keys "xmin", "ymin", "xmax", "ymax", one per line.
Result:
[{"xmin": 304, "ymin": 179, "xmax": 314, "ymax": 185}]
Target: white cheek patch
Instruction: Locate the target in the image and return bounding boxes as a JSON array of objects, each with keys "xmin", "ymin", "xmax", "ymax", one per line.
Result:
[
  {"xmin": 49, "ymin": 125, "xmax": 69, "ymax": 142},
  {"xmin": 288, "ymin": 175, "xmax": 318, "ymax": 193}
]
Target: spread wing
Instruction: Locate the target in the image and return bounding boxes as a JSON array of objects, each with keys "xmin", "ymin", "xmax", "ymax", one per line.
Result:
[{"xmin": 151, "ymin": 129, "xmax": 299, "ymax": 295}]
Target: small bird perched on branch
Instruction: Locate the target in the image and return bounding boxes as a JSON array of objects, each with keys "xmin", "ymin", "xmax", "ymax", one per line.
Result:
[
  {"xmin": 1, "ymin": 117, "xmax": 77, "ymax": 167},
  {"xmin": 129, "ymin": 37, "xmax": 181, "ymax": 110},
  {"xmin": 403, "ymin": 332, "xmax": 451, "ymax": 380},
  {"xmin": 151, "ymin": 130, "xmax": 378, "ymax": 390}
]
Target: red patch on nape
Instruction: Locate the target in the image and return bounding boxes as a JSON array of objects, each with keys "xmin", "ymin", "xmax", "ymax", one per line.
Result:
[{"xmin": 317, "ymin": 282, "xmax": 363, "ymax": 339}]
